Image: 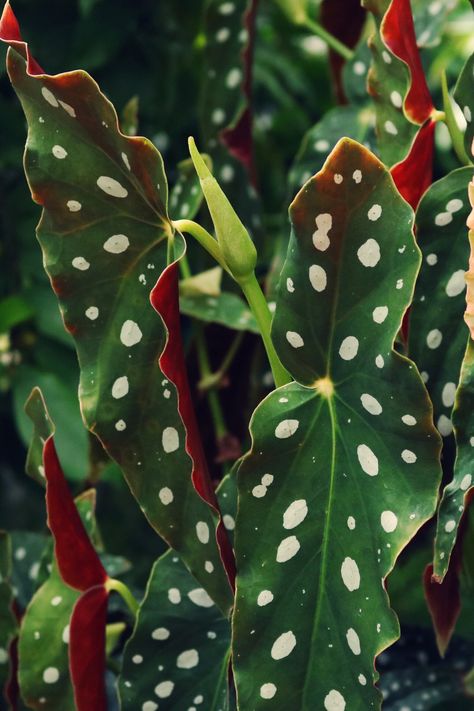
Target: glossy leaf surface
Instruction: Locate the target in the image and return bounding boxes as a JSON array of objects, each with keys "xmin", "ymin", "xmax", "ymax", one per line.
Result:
[
  {"xmin": 119, "ymin": 550, "xmax": 231, "ymax": 711},
  {"xmin": 233, "ymin": 139, "xmax": 442, "ymax": 710},
  {"xmin": 0, "ymin": 4, "xmax": 233, "ymax": 613},
  {"xmin": 409, "ymin": 167, "xmax": 471, "ymax": 438}
]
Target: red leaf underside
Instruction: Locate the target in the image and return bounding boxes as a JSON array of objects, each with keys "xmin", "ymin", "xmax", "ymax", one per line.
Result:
[
  {"xmin": 390, "ymin": 119, "xmax": 435, "ymax": 210},
  {"xmin": 70, "ymin": 586, "xmax": 108, "ymax": 711},
  {"xmin": 43, "ymin": 437, "xmax": 107, "ymax": 591}
]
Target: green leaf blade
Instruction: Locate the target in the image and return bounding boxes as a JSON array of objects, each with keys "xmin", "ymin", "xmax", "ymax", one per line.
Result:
[{"xmin": 233, "ymin": 139, "xmax": 442, "ymax": 709}]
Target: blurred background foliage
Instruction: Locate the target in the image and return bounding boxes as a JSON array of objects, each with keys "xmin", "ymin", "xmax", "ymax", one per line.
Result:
[{"xmin": 2, "ymin": 0, "xmax": 474, "ymax": 701}]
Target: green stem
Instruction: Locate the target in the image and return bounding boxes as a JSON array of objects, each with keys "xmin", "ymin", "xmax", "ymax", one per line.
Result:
[
  {"xmin": 238, "ymin": 273, "xmax": 291, "ymax": 388},
  {"xmin": 172, "ymin": 219, "xmax": 231, "ymax": 274},
  {"xmin": 105, "ymin": 578, "xmax": 139, "ymax": 617},
  {"xmin": 199, "ymin": 331, "xmax": 244, "ymax": 391},
  {"xmin": 440, "ymin": 70, "xmax": 471, "ymax": 166},
  {"xmin": 304, "ymin": 17, "xmax": 354, "ymax": 61},
  {"xmin": 195, "ymin": 327, "xmax": 228, "ymax": 439}
]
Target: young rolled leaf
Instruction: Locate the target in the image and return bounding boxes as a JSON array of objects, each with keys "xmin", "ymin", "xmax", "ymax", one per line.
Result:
[
  {"xmin": 363, "ymin": 0, "xmax": 434, "ymax": 166},
  {"xmin": 119, "ymin": 550, "xmax": 231, "ymax": 711},
  {"xmin": 0, "ymin": 3, "xmax": 233, "ymax": 614},
  {"xmin": 409, "ymin": 167, "xmax": 472, "ymax": 437},
  {"xmin": 233, "ymin": 138, "xmax": 442, "ymax": 709}
]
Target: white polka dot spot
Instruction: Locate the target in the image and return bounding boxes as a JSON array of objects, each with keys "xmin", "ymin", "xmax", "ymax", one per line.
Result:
[
  {"xmin": 346, "ymin": 628, "xmax": 361, "ymax": 655},
  {"xmin": 286, "ymin": 331, "xmax": 304, "ymax": 348},
  {"xmin": 52, "ymin": 145, "xmax": 67, "ymax": 159},
  {"xmin": 271, "ymin": 631, "xmax": 296, "ymax": 660},
  {"xmin": 445, "ymin": 520, "xmax": 456, "ymax": 533},
  {"xmin": 196, "ymin": 521, "xmax": 210, "ymax": 544},
  {"xmin": 276, "ymin": 536, "xmax": 300, "ymax": 563},
  {"xmin": 152, "ymin": 627, "xmax": 170, "ymax": 640},
  {"xmin": 260, "ymin": 683, "xmax": 277, "ymax": 699},
  {"xmin": 445, "ymin": 270, "xmax": 466, "ymax": 297},
  {"xmin": 257, "ymin": 590, "xmax": 274, "ymax": 606},
  {"xmin": 67, "ymin": 200, "xmax": 82, "ymax": 212},
  {"xmin": 426, "ymin": 329, "xmax": 442, "ymax": 349},
  {"xmin": 372, "ymin": 306, "xmax": 388, "ymax": 324},
  {"xmin": 401, "ymin": 449, "xmax": 417, "ymax": 464},
  {"xmin": 357, "ymin": 444, "xmax": 378, "ymax": 476},
  {"xmin": 309, "ymin": 264, "xmax": 327, "ymax": 292},
  {"xmin": 41, "ymin": 87, "xmax": 58, "ymax": 107},
  {"xmin": 283, "ymin": 499, "xmax": 308, "ymax": 529},
  {"xmin": 357, "ymin": 238, "xmax": 381, "ymax": 267},
  {"xmin": 72, "ymin": 257, "xmax": 90, "ymax": 271},
  {"xmin": 154, "ymin": 681, "xmax": 174, "ymax": 698},
  {"xmin": 120, "ymin": 320, "xmax": 142, "ymax": 347},
  {"xmin": 103, "ymin": 234, "xmax": 130, "ymax": 254},
  {"xmin": 312, "ymin": 213, "xmax": 332, "ymax": 251},
  {"xmin": 461, "ymin": 474, "xmax": 472, "ymax": 491},
  {"xmin": 177, "ymin": 649, "xmax": 199, "ymax": 669},
  {"xmin": 347, "ymin": 516, "xmax": 356, "ymax": 530},
  {"xmin": 43, "ymin": 667, "xmax": 59, "ymax": 684},
  {"xmin": 188, "ymin": 588, "xmax": 214, "ymax": 608},
  {"xmin": 401, "ymin": 414, "xmax": 417, "ymax": 426},
  {"xmin": 324, "ymin": 689, "xmax": 346, "ymax": 711},
  {"xmin": 85, "ymin": 306, "xmax": 99, "ymax": 320},
  {"xmin": 442, "ymin": 382, "xmax": 457, "ymax": 408},
  {"xmin": 275, "ymin": 419, "xmax": 299, "ymax": 439},
  {"xmin": 339, "ymin": 336, "xmax": 359, "ymax": 361},
  {"xmin": 168, "ymin": 588, "xmax": 181, "ymax": 604},
  {"xmin": 353, "ymin": 169, "xmax": 362, "ymax": 183},
  {"xmin": 360, "ymin": 393, "xmax": 382, "ymax": 416},
  {"xmin": 341, "ymin": 557, "xmax": 360, "ymax": 591},
  {"xmin": 435, "ymin": 212, "xmax": 453, "ymax": 227},
  {"xmin": 381, "ymin": 511, "xmax": 398, "ymax": 533},
  {"xmin": 368, "ymin": 204, "xmax": 382, "ymax": 221},
  {"xmin": 159, "ymin": 487, "xmax": 173, "ymax": 505},
  {"xmin": 97, "ymin": 176, "xmax": 128, "ymax": 198},
  {"xmin": 112, "ymin": 376, "xmax": 129, "ymax": 399},
  {"xmin": 162, "ymin": 427, "xmax": 179, "ymax": 453}
]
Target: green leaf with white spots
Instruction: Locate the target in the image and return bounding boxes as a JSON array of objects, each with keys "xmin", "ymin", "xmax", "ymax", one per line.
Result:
[
  {"xmin": 454, "ymin": 52, "xmax": 474, "ymax": 158},
  {"xmin": 342, "ymin": 41, "xmax": 373, "ymax": 107},
  {"xmin": 17, "ymin": 492, "xmax": 97, "ymax": 711},
  {"xmin": 5, "ymin": 33, "xmax": 233, "ymax": 614},
  {"xmin": 180, "ymin": 292, "xmax": 258, "ymax": 333},
  {"xmin": 409, "ymin": 167, "xmax": 471, "ymax": 438},
  {"xmin": 288, "ymin": 105, "xmax": 376, "ymax": 196},
  {"xmin": 412, "ymin": 0, "xmax": 458, "ymax": 49},
  {"xmin": 10, "ymin": 533, "xmax": 49, "ymax": 612},
  {"xmin": 232, "ymin": 138, "xmax": 442, "ymax": 710},
  {"xmin": 200, "ymin": 0, "xmax": 263, "ymax": 242},
  {"xmin": 0, "ymin": 532, "xmax": 17, "ymax": 695},
  {"xmin": 119, "ymin": 549, "xmax": 231, "ymax": 711},
  {"xmin": 363, "ymin": 0, "xmax": 428, "ymax": 166}
]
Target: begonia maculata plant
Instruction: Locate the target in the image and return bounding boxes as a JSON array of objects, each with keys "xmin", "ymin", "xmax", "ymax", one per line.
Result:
[{"xmin": 2, "ymin": 0, "xmax": 474, "ymax": 709}]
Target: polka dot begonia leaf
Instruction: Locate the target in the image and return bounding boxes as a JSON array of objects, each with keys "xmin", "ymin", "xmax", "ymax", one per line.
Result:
[
  {"xmin": 409, "ymin": 167, "xmax": 472, "ymax": 440},
  {"xmin": 453, "ymin": 48, "xmax": 474, "ymax": 161},
  {"xmin": 119, "ymin": 550, "xmax": 231, "ymax": 711},
  {"xmin": 232, "ymin": 138, "xmax": 442, "ymax": 710},
  {"xmin": 0, "ymin": 532, "xmax": 17, "ymax": 696},
  {"xmin": 431, "ymin": 174, "xmax": 474, "ymax": 582},
  {"xmin": 362, "ymin": 0, "xmax": 434, "ymax": 167},
  {"xmin": 17, "ymin": 491, "xmax": 98, "ymax": 711},
  {"xmin": 0, "ymin": 5, "xmax": 233, "ymax": 615},
  {"xmin": 200, "ymin": 0, "xmax": 263, "ymax": 247}
]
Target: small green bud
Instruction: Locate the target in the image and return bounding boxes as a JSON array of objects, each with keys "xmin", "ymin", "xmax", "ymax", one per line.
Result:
[{"xmin": 188, "ymin": 137, "xmax": 257, "ymax": 281}]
